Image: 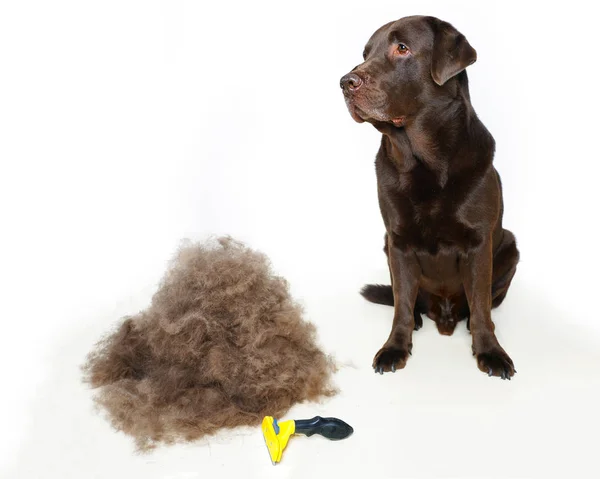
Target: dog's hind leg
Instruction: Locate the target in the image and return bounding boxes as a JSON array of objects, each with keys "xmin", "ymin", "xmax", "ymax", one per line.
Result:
[{"xmin": 491, "ymin": 229, "xmax": 519, "ymax": 308}]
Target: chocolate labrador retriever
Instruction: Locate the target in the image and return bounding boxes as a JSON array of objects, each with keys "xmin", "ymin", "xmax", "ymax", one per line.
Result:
[{"xmin": 340, "ymin": 16, "xmax": 519, "ymax": 379}]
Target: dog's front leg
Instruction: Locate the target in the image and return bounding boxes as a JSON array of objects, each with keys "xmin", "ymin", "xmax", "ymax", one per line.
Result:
[
  {"xmin": 373, "ymin": 234, "xmax": 420, "ymax": 374},
  {"xmin": 460, "ymin": 237, "xmax": 516, "ymax": 379}
]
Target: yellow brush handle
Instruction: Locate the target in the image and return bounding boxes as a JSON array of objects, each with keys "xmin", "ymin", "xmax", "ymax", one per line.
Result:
[
  {"xmin": 262, "ymin": 416, "xmax": 296, "ymax": 464},
  {"xmin": 274, "ymin": 419, "xmax": 295, "ymax": 458}
]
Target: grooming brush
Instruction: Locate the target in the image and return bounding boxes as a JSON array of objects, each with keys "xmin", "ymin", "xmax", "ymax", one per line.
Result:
[{"xmin": 261, "ymin": 415, "xmax": 354, "ymax": 464}]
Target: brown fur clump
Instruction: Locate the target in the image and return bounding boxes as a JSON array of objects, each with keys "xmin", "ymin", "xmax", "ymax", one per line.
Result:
[{"xmin": 83, "ymin": 237, "xmax": 336, "ymax": 451}]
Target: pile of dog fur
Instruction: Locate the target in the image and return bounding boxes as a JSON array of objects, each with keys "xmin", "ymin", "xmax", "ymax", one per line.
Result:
[{"xmin": 83, "ymin": 237, "xmax": 336, "ymax": 451}]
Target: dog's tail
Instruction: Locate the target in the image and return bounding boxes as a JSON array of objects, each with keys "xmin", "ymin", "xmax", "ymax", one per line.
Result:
[{"xmin": 360, "ymin": 284, "xmax": 394, "ymax": 306}]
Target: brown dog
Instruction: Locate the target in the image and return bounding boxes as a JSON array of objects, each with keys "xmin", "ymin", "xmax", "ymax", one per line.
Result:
[{"xmin": 341, "ymin": 16, "xmax": 519, "ymax": 379}]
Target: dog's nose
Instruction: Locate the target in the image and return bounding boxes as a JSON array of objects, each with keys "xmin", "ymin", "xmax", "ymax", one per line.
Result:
[{"xmin": 340, "ymin": 73, "xmax": 363, "ymax": 92}]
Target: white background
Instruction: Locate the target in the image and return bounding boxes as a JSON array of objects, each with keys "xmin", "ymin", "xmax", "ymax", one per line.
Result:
[{"xmin": 1, "ymin": 1, "xmax": 599, "ymax": 478}]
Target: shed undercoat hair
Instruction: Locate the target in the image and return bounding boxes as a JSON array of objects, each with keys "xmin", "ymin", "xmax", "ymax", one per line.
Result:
[{"xmin": 83, "ymin": 237, "xmax": 336, "ymax": 451}]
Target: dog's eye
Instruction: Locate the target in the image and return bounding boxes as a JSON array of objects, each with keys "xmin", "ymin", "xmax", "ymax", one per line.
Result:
[{"xmin": 395, "ymin": 43, "xmax": 409, "ymax": 56}]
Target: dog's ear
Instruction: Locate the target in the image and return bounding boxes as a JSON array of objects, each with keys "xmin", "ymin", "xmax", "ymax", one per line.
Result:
[{"xmin": 430, "ymin": 20, "xmax": 477, "ymax": 86}]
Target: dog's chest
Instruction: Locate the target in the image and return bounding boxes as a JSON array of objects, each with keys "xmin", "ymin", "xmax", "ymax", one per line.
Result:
[
  {"xmin": 410, "ymin": 202, "xmax": 475, "ymax": 253},
  {"xmin": 382, "ymin": 170, "xmax": 480, "ymax": 254}
]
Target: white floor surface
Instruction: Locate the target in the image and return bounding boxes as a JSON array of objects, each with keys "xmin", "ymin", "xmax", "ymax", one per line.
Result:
[{"xmin": 4, "ymin": 266, "xmax": 600, "ymax": 479}]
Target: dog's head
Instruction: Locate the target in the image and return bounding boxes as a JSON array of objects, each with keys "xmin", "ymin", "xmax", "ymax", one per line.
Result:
[{"xmin": 340, "ymin": 16, "xmax": 476, "ymax": 127}]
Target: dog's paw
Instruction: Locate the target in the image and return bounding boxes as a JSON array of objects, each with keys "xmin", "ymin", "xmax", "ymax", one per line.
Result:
[
  {"xmin": 475, "ymin": 348, "xmax": 515, "ymax": 380},
  {"xmin": 373, "ymin": 344, "xmax": 411, "ymax": 374}
]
